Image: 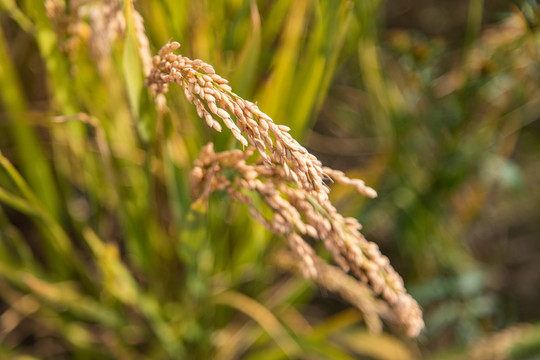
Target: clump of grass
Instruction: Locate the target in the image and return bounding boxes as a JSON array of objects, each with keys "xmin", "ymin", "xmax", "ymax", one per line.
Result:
[{"xmin": 147, "ymin": 42, "xmax": 424, "ymax": 337}]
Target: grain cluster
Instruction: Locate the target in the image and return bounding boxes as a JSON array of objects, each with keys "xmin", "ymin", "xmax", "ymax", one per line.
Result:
[
  {"xmin": 147, "ymin": 42, "xmax": 424, "ymax": 337},
  {"xmin": 147, "ymin": 42, "xmax": 336, "ymax": 202}
]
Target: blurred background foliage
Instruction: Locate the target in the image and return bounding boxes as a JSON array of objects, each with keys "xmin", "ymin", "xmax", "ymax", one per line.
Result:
[{"xmin": 0, "ymin": 0, "xmax": 539, "ymax": 359}]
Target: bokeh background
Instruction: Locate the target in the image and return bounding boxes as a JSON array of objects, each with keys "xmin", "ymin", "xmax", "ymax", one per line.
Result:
[{"xmin": 0, "ymin": 0, "xmax": 539, "ymax": 359}]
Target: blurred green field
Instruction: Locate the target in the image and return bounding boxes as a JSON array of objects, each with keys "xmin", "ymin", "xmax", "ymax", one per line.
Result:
[{"xmin": 0, "ymin": 0, "xmax": 539, "ymax": 359}]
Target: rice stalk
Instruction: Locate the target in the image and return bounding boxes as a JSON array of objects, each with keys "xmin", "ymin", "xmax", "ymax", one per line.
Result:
[
  {"xmin": 145, "ymin": 41, "xmax": 424, "ymax": 337},
  {"xmin": 187, "ymin": 143, "xmax": 423, "ymax": 337}
]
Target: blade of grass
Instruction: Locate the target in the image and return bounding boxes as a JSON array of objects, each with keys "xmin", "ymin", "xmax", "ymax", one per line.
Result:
[
  {"xmin": 231, "ymin": 0, "xmax": 261, "ymax": 97},
  {"xmin": 0, "ymin": 209, "xmax": 40, "ymax": 271},
  {"xmin": 0, "ymin": 152, "xmax": 77, "ymax": 275},
  {"xmin": 0, "ymin": 0, "xmax": 34, "ymax": 33},
  {"xmin": 83, "ymin": 228, "xmax": 187, "ymax": 357},
  {"xmin": 213, "ymin": 290, "xmax": 302, "ymax": 358},
  {"xmin": 123, "ymin": 0, "xmax": 144, "ymax": 119},
  {"xmin": 258, "ymin": 0, "xmax": 310, "ymax": 122},
  {"xmin": 335, "ymin": 330, "xmax": 417, "ymax": 360},
  {"xmin": 0, "ymin": 265, "xmax": 120, "ymax": 329},
  {"xmin": 0, "ymin": 23, "xmax": 60, "ymax": 218}
]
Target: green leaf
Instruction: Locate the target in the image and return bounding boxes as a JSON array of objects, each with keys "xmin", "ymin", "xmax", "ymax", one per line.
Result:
[{"xmin": 123, "ymin": 0, "xmax": 144, "ymax": 119}]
